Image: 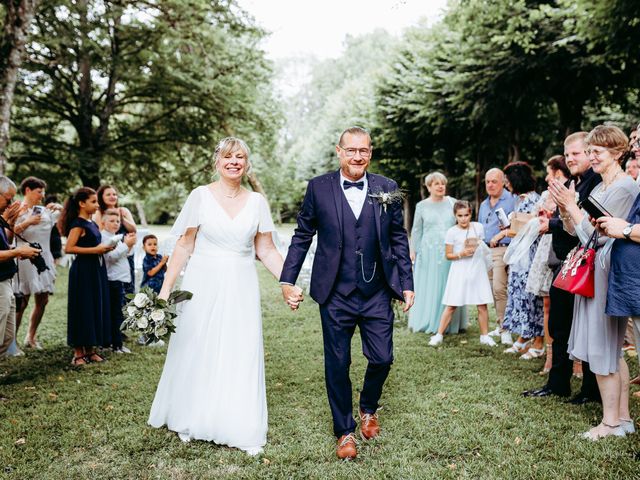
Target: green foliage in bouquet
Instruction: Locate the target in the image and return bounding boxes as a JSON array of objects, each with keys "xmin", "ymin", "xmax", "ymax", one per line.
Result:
[{"xmin": 121, "ymin": 287, "xmax": 193, "ymax": 345}]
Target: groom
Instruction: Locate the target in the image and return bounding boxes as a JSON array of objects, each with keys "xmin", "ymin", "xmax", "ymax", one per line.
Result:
[{"xmin": 280, "ymin": 126, "xmax": 414, "ymax": 460}]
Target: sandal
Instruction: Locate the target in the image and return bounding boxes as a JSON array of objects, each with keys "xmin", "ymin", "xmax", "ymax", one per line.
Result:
[
  {"xmin": 71, "ymin": 355, "xmax": 89, "ymax": 366},
  {"xmin": 539, "ymin": 343, "xmax": 552, "ymax": 374},
  {"xmin": 503, "ymin": 340, "xmax": 530, "ymax": 354},
  {"xmin": 520, "ymin": 347, "xmax": 545, "ymax": 360},
  {"xmin": 86, "ymin": 352, "xmax": 106, "ymax": 363}
]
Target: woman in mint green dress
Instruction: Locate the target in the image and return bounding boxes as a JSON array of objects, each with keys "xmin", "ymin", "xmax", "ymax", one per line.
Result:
[{"xmin": 409, "ymin": 172, "xmax": 467, "ymax": 333}]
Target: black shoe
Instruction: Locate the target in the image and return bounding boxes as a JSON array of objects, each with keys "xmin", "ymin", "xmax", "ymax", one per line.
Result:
[
  {"xmin": 566, "ymin": 395, "xmax": 601, "ymax": 405},
  {"xmin": 522, "ymin": 386, "xmax": 566, "ymax": 398}
]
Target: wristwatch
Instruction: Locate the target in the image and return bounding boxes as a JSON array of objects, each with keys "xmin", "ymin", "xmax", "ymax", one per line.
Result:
[{"xmin": 622, "ymin": 223, "xmax": 634, "ymax": 240}]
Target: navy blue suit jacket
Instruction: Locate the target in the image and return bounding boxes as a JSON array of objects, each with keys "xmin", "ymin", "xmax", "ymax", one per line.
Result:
[{"xmin": 280, "ymin": 170, "xmax": 414, "ymax": 305}]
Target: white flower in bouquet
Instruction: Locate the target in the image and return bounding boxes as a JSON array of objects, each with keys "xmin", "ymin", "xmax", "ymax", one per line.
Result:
[
  {"xmin": 127, "ymin": 306, "xmax": 138, "ymax": 317},
  {"xmin": 155, "ymin": 326, "xmax": 168, "ymax": 337},
  {"xmin": 150, "ymin": 309, "xmax": 165, "ymax": 323},
  {"xmin": 137, "ymin": 316, "xmax": 149, "ymax": 329},
  {"xmin": 134, "ymin": 293, "xmax": 150, "ymax": 308}
]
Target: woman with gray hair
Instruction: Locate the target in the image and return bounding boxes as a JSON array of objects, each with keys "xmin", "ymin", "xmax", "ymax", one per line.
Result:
[{"xmin": 409, "ymin": 172, "xmax": 467, "ymax": 334}]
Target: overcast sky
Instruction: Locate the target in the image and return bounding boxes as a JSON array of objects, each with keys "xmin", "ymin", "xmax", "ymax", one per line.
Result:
[{"xmin": 236, "ymin": 0, "xmax": 449, "ymax": 60}]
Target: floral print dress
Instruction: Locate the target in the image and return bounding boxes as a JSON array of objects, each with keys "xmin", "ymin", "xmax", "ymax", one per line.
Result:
[{"xmin": 502, "ymin": 192, "xmax": 543, "ymax": 338}]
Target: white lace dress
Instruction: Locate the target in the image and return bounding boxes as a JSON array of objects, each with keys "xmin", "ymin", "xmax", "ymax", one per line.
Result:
[
  {"xmin": 148, "ymin": 186, "xmax": 274, "ymax": 455},
  {"xmin": 13, "ymin": 207, "xmax": 59, "ymax": 295}
]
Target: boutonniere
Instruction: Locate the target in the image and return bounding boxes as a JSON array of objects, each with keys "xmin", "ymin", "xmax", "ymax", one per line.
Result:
[{"xmin": 368, "ymin": 189, "xmax": 405, "ymax": 213}]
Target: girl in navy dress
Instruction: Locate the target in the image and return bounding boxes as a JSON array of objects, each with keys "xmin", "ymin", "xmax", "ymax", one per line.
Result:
[{"xmin": 60, "ymin": 188, "xmax": 114, "ymax": 366}]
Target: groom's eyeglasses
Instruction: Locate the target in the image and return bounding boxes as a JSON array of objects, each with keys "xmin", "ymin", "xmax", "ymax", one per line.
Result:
[{"xmin": 339, "ymin": 146, "xmax": 372, "ymax": 158}]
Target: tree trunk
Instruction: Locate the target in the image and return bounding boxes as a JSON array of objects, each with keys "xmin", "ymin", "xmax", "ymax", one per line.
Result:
[
  {"xmin": 246, "ymin": 170, "xmax": 269, "ymax": 202},
  {"xmin": 0, "ymin": 0, "xmax": 38, "ymax": 173},
  {"xmin": 135, "ymin": 200, "xmax": 148, "ymax": 227}
]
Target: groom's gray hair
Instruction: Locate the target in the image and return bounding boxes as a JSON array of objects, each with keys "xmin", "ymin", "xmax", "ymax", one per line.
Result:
[{"xmin": 338, "ymin": 126, "xmax": 371, "ymax": 147}]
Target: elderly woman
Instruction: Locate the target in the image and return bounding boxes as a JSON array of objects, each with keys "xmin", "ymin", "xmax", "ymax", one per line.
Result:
[
  {"xmin": 94, "ymin": 185, "xmax": 137, "ymax": 293},
  {"xmin": 597, "ymin": 193, "xmax": 640, "ymax": 409},
  {"xmin": 494, "ymin": 162, "xmax": 543, "ymax": 356},
  {"xmin": 409, "ymin": 172, "xmax": 467, "ymax": 334},
  {"xmin": 12, "ymin": 177, "xmax": 62, "ymax": 350},
  {"xmin": 550, "ymin": 125, "xmax": 639, "ymax": 440}
]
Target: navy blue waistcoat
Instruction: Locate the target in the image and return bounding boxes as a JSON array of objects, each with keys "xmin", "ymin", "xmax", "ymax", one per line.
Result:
[{"xmin": 334, "ymin": 191, "xmax": 384, "ymax": 297}]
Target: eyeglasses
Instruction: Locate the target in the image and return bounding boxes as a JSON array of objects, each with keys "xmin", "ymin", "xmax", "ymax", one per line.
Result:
[
  {"xmin": 339, "ymin": 146, "xmax": 372, "ymax": 158},
  {"xmin": 585, "ymin": 147, "xmax": 610, "ymax": 158}
]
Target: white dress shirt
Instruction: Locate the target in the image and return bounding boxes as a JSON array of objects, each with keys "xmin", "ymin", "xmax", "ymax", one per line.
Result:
[{"xmin": 340, "ymin": 172, "xmax": 368, "ymax": 219}]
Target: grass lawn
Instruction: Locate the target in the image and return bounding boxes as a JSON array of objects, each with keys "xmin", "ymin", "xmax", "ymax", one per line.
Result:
[{"xmin": 1, "ymin": 265, "xmax": 639, "ymax": 479}]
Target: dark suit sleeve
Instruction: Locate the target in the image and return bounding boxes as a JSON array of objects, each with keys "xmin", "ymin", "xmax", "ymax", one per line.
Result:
[
  {"xmin": 388, "ymin": 181, "xmax": 414, "ymax": 292},
  {"xmin": 280, "ymin": 180, "xmax": 317, "ymax": 284}
]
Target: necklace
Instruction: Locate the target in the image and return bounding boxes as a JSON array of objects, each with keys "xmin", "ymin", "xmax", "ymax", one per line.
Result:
[
  {"xmin": 602, "ymin": 169, "xmax": 623, "ymax": 191},
  {"xmin": 217, "ymin": 183, "xmax": 241, "ymax": 199}
]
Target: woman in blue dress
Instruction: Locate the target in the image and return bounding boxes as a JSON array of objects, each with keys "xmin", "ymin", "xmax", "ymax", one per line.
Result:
[
  {"xmin": 496, "ymin": 162, "xmax": 544, "ymax": 356},
  {"xmin": 409, "ymin": 172, "xmax": 467, "ymax": 334}
]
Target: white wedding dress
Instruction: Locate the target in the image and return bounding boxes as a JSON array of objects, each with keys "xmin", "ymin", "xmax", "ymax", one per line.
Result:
[{"xmin": 148, "ymin": 186, "xmax": 274, "ymax": 455}]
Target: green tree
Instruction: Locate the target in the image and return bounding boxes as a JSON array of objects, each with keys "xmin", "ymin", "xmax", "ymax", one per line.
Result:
[{"xmin": 8, "ymin": 0, "xmax": 279, "ymax": 198}]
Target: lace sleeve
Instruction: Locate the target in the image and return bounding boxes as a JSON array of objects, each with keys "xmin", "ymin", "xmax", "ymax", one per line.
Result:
[
  {"xmin": 257, "ymin": 193, "xmax": 275, "ymax": 233},
  {"xmin": 170, "ymin": 187, "xmax": 202, "ymax": 237}
]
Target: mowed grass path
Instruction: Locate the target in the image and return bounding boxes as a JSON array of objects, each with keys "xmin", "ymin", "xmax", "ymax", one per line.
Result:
[{"xmin": 1, "ymin": 266, "xmax": 639, "ymax": 479}]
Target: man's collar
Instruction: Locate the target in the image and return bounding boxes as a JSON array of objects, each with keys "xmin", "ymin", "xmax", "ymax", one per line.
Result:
[{"xmin": 339, "ymin": 170, "xmax": 367, "ymax": 185}]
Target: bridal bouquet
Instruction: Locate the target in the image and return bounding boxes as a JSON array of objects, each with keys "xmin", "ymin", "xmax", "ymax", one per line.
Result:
[{"xmin": 121, "ymin": 287, "xmax": 193, "ymax": 344}]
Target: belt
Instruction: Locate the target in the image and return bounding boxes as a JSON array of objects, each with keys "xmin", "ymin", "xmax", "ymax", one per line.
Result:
[{"xmin": 490, "ymin": 244, "xmax": 509, "ymax": 249}]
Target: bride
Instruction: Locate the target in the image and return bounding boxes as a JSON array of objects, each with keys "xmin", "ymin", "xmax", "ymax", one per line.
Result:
[{"xmin": 148, "ymin": 137, "xmax": 302, "ymax": 455}]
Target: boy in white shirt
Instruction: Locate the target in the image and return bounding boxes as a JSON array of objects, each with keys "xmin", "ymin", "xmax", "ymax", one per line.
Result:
[{"xmin": 101, "ymin": 208, "xmax": 136, "ymax": 353}]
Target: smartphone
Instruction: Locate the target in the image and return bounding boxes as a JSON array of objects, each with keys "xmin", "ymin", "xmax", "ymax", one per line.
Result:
[
  {"xmin": 32, "ymin": 205, "xmax": 44, "ymax": 215},
  {"xmin": 495, "ymin": 207, "xmax": 510, "ymax": 228},
  {"xmin": 579, "ymin": 195, "xmax": 611, "ymax": 219}
]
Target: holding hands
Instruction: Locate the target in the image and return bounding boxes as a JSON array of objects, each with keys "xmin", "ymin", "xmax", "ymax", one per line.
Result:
[{"xmin": 281, "ymin": 284, "xmax": 304, "ymax": 311}]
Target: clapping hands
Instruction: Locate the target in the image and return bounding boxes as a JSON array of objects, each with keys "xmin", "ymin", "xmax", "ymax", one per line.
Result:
[{"xmin": 281, "ymin": 284, "xmax": 304, "ymax": 311}]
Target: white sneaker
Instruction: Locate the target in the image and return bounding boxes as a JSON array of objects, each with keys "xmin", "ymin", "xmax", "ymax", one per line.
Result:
[
  {"xmin": 480, "ymin": 335, "xmax": 497, "ymax": 347},
  {"xmin": 149, "ymin": 339, "xmax": 165, "ymax": 348},
  {"xmin": 488, "ymin": 327, "xmax": 501, "ymax": 337},
  {"xmin": 178, "ymin": 432, "xmax": 191, "ymax": 443},
  {"xmin": 500, "ymin": 331, "xmax": 513, "ymax": 345},
  {"xmin": 113, "ymin": 346, "xmax": 132, "ymax": 354},
  {"xmin": 428, "ymin": 333, "xmax": 443, "ymax": 346}
]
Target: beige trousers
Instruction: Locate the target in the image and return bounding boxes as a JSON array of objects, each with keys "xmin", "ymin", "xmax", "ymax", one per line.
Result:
[
  {"xmin": 488, "ymin": 246, "xmax": 508, "ymax": 326},
  {"xmin": 0, "ymin": 279, "xmax": 16, "ymax": 358}
]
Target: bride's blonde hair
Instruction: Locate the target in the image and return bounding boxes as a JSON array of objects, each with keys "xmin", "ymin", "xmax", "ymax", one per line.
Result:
[{"xmin": 213, "ymin": 137, "xmax": 252, "ymax": 174}]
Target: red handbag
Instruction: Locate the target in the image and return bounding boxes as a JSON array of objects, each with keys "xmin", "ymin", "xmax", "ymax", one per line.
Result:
[{"xmin": 552, "ymin": 231, "xmax": 597, "ymax": 298}]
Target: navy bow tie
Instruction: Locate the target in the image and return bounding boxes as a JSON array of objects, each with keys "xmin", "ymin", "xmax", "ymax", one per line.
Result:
[{"xmin": 343, "ymin": 180, "xmax": 364, "ymax": 190}]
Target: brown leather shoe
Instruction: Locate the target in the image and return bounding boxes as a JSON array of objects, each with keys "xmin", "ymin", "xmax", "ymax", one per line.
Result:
[
  {"xmin": 630, "ymin": 375, "xmax": 640, "ymax": 386},
  {"xmin": 336, "ymin": 433, "xmax": 357, "ymax": 460},
  {"xmin": 359, "ymin": 409, "xmax": 380, "ymax": 440}
]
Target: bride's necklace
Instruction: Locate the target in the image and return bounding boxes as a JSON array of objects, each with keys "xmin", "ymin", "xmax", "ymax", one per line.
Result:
[{"xmin": 217, "ymin": 183, "xmax": 241, "ymax": 199}]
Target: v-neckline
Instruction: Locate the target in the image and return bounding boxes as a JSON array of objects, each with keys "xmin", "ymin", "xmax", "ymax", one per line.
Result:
[{"xmin": 206, "ymin": 185, "xmax": 252, "ymax": 221}]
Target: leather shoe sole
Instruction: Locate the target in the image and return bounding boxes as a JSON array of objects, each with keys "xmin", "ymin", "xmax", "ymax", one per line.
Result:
[{"xmin": 522, "ymin": 387, "xmax": 569, "ymax": 398}]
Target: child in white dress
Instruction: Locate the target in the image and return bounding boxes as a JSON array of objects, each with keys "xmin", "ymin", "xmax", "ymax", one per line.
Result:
[{"xmin": 429, "ymin": 201, "xmax": 496, "ymax": 347}]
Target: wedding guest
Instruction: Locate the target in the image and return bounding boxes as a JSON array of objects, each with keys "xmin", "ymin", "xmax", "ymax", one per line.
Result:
[
  {"xmin": 141, "ymin": 235, "xmax": 168, "ymax": 294},
  {"xmin": 429, "ymin": 201, "xmax": 495, "ymax": 347},
  {"xmin": 524, "ymin": 157, "xmax": 570, "ymax": 370},
  {"xmin": 0, "ymin": 176, "xmax": 40, "ymax": 359},
  {"xmin": 95, "ymin": 185, "xmax": 137, "ymax": 294},
  {"xmin": 625, "ymin": 158, "xmax": 639, "ymax": 181},
  {"xmin": 61, "ymin": 187, "xmax": 114, "ymax": 366},
  {"xmin": 101, "ymin": 209, "xmax": 136, "ymax": 353},
  {"xmin": 44, "ymin": 195, "xmax": 63, "ymax": 263},
  {"xmin": 598, "ymin": 193, "xmax": 640, "ymax": 406},
  {"xmin": 523, "ymin": 132, "xmax": 601, "ymax": 403},
  {"xmin": 549, "ymin": 125, "xmax": 639, "ymax": 440},
  {"xmin": 12, "ymin": 177, "xmax": 62, "ymax": 351},
  {"xmin": 478, "ymin": 168, "xmax": 516, "ymax": 345},
  {"xmin": 409, "ymin": 172, "xmax": 467, "ymax": 334},
  {"xmin": 495, "ymin": 162, "xmax": 544, "ymax": 356}
]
